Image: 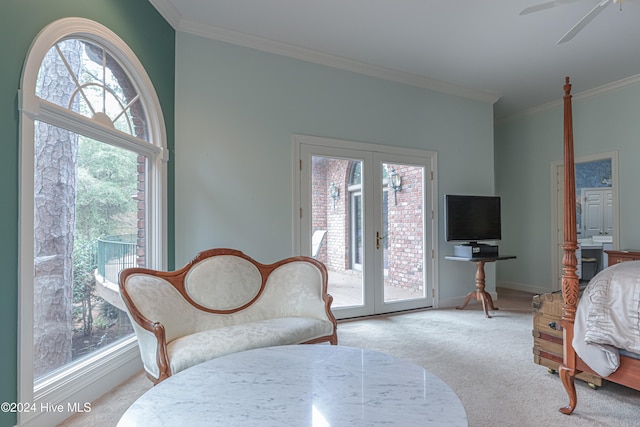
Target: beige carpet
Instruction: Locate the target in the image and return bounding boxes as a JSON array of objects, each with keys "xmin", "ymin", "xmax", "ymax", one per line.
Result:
[{"xmin": 59, "ymin": 288, "xmax": 640, "ymax": 426}]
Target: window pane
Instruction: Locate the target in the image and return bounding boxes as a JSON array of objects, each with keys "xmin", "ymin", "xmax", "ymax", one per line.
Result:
[
  {"xmin": 33, "ymin": 120, "xmax": 143, "ymax": 380},
  {"xmin": 35, "ymin": 38, "xmax": 148, "ymax": 140}
]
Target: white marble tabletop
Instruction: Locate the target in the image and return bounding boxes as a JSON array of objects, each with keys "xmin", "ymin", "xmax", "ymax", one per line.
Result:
[{"xmin": 118, "ymin": 345, "xmax": 467, "ymax": 426}]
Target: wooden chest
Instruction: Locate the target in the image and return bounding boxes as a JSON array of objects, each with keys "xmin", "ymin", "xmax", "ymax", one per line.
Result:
[
  {"xmin": 605, "ymin": 250, "xmax": 640, "ymax": 266},
  {"xmin": 532, "ymin": 291, "xmax": 603, "ymax": 387}
]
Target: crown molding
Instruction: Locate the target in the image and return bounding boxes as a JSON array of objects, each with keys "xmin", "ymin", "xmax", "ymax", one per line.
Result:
[
  {"xmin": 146, "ymin": 1, "xmax": 499, "ymax": 105},
  {"xmin": 148, "ymin": 0, "xmax": 182, "ymax": 28},
  {"xmin": 575, "ymin": 73, "xmax": 640, "ymax": 100},
  {"xmin": 497, "ymin": 73, "xmax": 640, "ymax": 125},
  {"xmin": 178, "ymin": 18, "xmax": 499, "ymax": 104}
]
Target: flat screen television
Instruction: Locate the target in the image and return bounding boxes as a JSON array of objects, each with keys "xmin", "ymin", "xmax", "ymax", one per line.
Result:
[{"xmin": 445, "ymin": 194, "xmax": 501, "ymax": 244}]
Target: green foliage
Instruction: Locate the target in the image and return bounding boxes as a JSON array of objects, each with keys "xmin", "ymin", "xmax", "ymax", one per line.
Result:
[
  {"xmin": 72, "ymin": 239, "xmax": 97, "ymax": 336},
  {"xmin": 72, "ymin": 136, "xmax": 139, "ymax": 337},
  {"xmin": 75, "ymin": 137, "xmax": 138, "ymax": 241}
]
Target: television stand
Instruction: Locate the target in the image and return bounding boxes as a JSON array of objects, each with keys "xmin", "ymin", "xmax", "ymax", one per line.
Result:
[
  {"xmin": 445, "ymin": 255, "xmax": 516, "ymax": 318},
  {"xmin": 453, "ymin": 242, "xmax": 498, "ymax": 258}
]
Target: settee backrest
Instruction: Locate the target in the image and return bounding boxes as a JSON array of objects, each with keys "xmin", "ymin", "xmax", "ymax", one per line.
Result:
[{"xmin": 185, "ymin": 255, "xmax": 262, "ymax": 311}]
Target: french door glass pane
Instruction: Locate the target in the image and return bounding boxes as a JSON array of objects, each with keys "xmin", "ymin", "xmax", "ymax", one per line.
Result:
[
  {"xmin": 351, "ymin": 193, "xmax": 363, "ymax": 268},
  {"xmin": 33, "ymin": 121, "xmax": 141, "ymax": 380},
  {"xmin": 382, "ymin": 163, "xmax": 425, "ymax": 303},
  {"xmin": 311, "ymin": 155, "xmax": 364, "ymax": 308}
]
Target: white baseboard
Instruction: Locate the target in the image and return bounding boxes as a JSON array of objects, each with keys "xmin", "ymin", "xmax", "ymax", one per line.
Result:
[
  {"xmin": 497, "ymin": 281, "xmax": 554, "ymax": 296},
  {"xmin": 437, "ymin": 291, "xmax": 498, "ymax": 310}
]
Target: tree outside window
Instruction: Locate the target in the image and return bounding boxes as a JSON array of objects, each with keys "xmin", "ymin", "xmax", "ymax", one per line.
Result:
[{"xmin": 32, "ymin": 38, "xmax": 147, "ymax": 379}]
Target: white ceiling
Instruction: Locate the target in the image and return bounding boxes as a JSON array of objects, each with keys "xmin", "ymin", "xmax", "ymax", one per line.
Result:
[{"xmin": 149, "ymin": 0, "xmax": 640, "ymax": 119}]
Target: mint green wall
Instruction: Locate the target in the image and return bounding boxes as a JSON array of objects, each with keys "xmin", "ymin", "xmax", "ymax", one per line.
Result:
[
  {"xmin": 495, "ymin": 82, "xmax": 640, "ymax": 294},
  {"xmin": 174, "ymin": 32, "xmax": 496, "ymax": 304},
  {"xmin": 0, "ymin": 1, "xmax": 174, "ymax": 425}
]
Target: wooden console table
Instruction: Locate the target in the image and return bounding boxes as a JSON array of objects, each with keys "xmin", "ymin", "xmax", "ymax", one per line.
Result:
[{"xmin": 445, "ymin": 255, "xmax": 516, "ymax": 318}]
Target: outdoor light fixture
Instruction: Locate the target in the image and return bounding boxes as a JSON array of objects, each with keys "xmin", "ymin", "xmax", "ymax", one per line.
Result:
[
  {"xmin": 329, "ymin": 182, "xmax": 340, "ymax": 211},
  {"xmin": 389, "ymin": 167, "xmax": 402, "ymax": 205}
]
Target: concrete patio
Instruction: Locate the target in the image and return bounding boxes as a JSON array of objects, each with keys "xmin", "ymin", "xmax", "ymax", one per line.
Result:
[{"xmin": 328, "ymin": 269, "xmax": 424, "ymax": 308}]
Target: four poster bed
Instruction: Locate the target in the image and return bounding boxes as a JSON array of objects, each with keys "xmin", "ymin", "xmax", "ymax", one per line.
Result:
[{"xmin": 559, "ymin": 77, "xmax": 640, "ymax": 414}]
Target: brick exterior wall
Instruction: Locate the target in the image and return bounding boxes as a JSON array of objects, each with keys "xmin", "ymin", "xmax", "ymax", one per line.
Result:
[
  {"xmin": 110, "ymin": 51, "xmax": 148, "ymax": 270},
  {"xmin": 135, "ymin": 155, "xmax": 146, "ymax": 268},
  {"xmin": 312, "ymin": 157, "xmax": 349, "ymax": 271},
  {"xmin": 385, "ymin": 165, "xmax": 424, "ymax": 292}
]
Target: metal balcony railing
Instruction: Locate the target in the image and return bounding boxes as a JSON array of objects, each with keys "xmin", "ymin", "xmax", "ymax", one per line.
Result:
[{"xmin": 96, "ymin": 234, "xmax": 137, "ymax": 285}]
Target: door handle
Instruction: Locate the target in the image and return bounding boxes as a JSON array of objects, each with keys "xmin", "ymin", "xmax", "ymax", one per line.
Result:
[{"xmin": 376, "ymin": 231, "xmax": 387, "ymax": 250}]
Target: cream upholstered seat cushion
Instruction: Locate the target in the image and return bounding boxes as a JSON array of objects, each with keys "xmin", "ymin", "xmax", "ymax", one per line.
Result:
[{"xmin": 167, "ymin": 317, "xmax": 333, "ymax": 375}]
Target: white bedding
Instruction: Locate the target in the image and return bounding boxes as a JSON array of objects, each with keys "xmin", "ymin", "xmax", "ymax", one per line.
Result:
[{"xmin": 573, "ymin": 261, "xmax": 640, "ymax": 377}]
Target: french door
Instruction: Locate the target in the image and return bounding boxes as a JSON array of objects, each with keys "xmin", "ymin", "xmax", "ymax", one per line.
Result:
[{"xmin": 295, "ymin": 135, "xmax": 436, "ymax": 319}]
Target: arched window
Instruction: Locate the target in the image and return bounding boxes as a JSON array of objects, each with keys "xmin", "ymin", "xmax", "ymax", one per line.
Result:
[{"xmin": 19, "ymin": 18, "xmax": 166, "ymax": 426}]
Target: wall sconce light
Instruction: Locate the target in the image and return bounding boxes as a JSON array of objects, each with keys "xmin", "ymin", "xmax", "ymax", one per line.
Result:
[
  {"xmin": 329, "ymin": 182, "xmax": 340, "ymax": 211},
  {"xmin": 389, "ymin": 167, "xmax": 402, "ymax": 205},
  {"xmin": 601, "ymin": 176, "xmax": 612, "ymax": 186}
]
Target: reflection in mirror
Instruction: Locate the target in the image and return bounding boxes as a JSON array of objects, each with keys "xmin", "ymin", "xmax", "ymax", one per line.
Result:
[
  {"xmin": 552, "ymin": 152, "xmax": 618, "ymax": 290},
  {"xmin": 575, "ymin": 158, "xmax": 612, "ymax": 238}
]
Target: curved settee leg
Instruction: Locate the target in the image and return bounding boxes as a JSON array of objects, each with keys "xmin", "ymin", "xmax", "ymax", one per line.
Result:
[{"xmin": 559, "ymin": 365, "xmax": 577, "ymax": 415}]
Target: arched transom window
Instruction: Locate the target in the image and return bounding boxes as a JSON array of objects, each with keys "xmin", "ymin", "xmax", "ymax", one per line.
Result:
[{"xmin": 36, "ymin": 37, "xmax": 148, "ymax": 139}]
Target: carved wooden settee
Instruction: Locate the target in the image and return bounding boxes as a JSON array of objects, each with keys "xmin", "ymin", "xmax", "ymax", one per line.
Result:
[{"xmin": 119, "ymin": 248, "xmax": 338, "ymax": 383}]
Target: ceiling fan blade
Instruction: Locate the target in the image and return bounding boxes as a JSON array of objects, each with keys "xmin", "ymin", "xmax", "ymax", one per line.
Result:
[
  {"xmin": 519, "ymin": 0, "xmax": 583, "ymax": 15},
  {"xmin": 557, "ymin": 0, "xmax": 612, "ymax": 44}
]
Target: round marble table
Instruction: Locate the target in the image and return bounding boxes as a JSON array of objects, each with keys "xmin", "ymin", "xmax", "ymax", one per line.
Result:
[{"xmin": 117, "ymin": 345, "xmax": 467, "ymax": 426}]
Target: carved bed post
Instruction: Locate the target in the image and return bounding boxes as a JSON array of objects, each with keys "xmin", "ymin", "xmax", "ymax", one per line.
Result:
[{"xmin": 559, "ymin": 76, "xmax": 580, "ymax": 414}]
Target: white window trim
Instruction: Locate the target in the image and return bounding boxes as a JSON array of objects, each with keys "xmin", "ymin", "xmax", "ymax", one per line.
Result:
[{"xmin": 18, "ymin": 18, "xmax": 167, "ymax": 427}]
